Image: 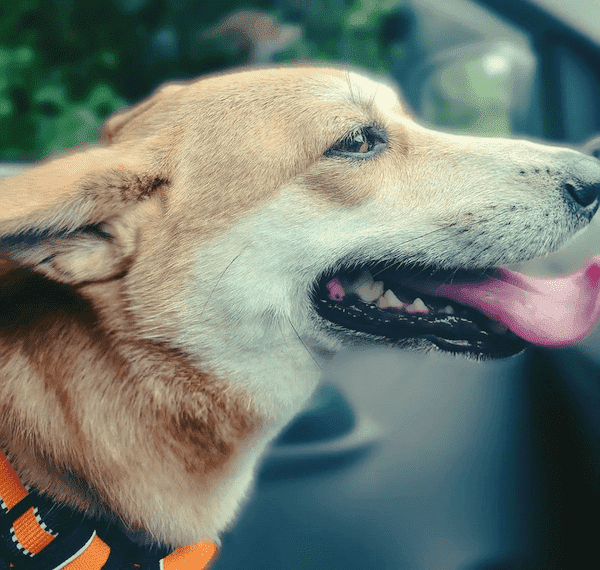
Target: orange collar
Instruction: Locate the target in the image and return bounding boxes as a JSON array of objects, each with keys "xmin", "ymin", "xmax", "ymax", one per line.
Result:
[{"xmin": 0, "ymin": 449, "xmax": 217, "ymax": 569}]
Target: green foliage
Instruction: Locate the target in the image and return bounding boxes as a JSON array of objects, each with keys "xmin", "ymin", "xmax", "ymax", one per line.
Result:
[
  {"xmin": 0, "ymin": 44, "xmax": 126, "ymax": 160},
  {"xmin": 33, "ymin": 83, "xmax": 127, "ymax": 155},
  {"xmin": 0, "ymin": 0, "xmax": 517, "ymax": 158},
  {"xmin": 0, "ymin": 0, "xmax": 131, "ymax": 160},
  {"xmin": 273, "ymin": 0, "xmax": 409, "ymax": 73},
  {"xmin": 0, "ymin": 0, "xmax": 410, "ymax": 160}
]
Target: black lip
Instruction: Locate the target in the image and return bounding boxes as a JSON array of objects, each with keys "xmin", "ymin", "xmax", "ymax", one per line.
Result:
[
  {"xmin": 364, "ymin": 261, "xmax": 502, "ymax": 287},
  {"xmin": 312, "ymin": 267, "xmax": 528, "ymax": 359}
]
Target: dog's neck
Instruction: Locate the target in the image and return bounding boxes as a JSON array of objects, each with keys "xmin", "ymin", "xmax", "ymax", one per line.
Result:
[{"xmin": 0, "ymin": 267, "xmax": 318, "ymax": 546}]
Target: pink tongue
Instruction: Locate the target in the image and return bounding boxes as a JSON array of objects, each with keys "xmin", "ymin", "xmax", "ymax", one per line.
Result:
[{"xmin": 421, "ymin": 257, "xmax": 600, "ymax": 347}]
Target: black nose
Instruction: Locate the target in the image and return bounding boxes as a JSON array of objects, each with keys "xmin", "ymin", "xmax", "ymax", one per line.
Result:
[
  {"xmin": 564, "ymin": 181, "xmax": 600, "ymax": 208},
  {"xmin": 562, "ymin": 155, "xmax": 600, "ymax": 219}
]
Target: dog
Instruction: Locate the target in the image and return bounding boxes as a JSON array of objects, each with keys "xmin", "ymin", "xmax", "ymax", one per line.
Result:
[{"xmin": 2, "ymin": 63, "xmax": 600, "ymax": 555}]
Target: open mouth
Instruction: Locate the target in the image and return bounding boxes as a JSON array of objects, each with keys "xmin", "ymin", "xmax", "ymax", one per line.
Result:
[
  {"xmin": 313, "ymin": 254, "xmax": 600, "ymax": 358},
  {"xmin": 312, "ymin": 262, "xmax": 528, "ymax": 358}
]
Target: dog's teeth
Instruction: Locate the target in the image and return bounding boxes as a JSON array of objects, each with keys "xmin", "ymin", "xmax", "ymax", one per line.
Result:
[
  {"xmin": 346, "ymin": 269, "xmax": 374, "ymax": 293},
  {"xmin": 440, "ymin": 305, "xmax": 455, "ymax": 315},
  {"xmin": 384, "ymin": 289, "xmax": 405, "ymax": 308},
  {"xmin": 373, "ymin": 281, "xmax": 384, "ymax": 297},
  {"xmin": 405, "ymin": 297, "xmax": 429, "ymax": 314},
  {"xmin": 443, "ymin": 338, "xmax": 470, "ymax": 347},
  {"xmin": 356, "ymin": 279, "xmax": 384, "ymax": 303},
  {"xmin": 377, "ymin": 289, "xmax": 405, "ymax": 309}
]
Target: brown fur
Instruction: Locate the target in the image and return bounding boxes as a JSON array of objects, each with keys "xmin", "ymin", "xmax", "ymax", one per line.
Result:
[
  {"xmin": 2, "ymin": 63, "xmax": 598, "ymax": 549},
  {"xmin": 1, "ymin": 66, "xmax": 342, "ymax": 546},
  {"xmin": 0, "ymin": 268, "xmax": 260, "ymax": 534}
]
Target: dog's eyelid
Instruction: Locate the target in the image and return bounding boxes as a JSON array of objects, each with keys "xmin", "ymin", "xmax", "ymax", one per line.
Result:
[{"xmin": 324, "ymin": 125, "xmax": 387, "ymax": 159}]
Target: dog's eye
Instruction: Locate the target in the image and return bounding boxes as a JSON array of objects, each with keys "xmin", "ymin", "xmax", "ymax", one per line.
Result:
[
  {"xmin": 345, "ymin": 130, "xmax": 370, "ymax": 153},
  {"xmin": 325, "ymin": 127, "xmax": 386, "ymax": 158}
]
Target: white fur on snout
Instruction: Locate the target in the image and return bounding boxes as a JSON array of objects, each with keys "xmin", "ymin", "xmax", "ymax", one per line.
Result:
[{"xmin": 177, "ymin": 129, "xmax": 592, "ymax": 407}]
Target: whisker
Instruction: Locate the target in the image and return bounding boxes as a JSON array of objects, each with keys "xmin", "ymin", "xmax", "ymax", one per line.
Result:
[
  {"xmin": 370, "ymin": 224, "xmax": 457, "ymax": 278},
  {"xmin": 286, "ymin": 316, "xmax": 323, "ymax": 371},
  {"xmin": 200, "ymin": 244, "xmax": 251, "ymax": 320}
]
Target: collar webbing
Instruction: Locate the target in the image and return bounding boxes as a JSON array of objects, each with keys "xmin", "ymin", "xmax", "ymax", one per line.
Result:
[{"xmin": 0, "ymin": 450, "xmax": 217, "ymax": 569}]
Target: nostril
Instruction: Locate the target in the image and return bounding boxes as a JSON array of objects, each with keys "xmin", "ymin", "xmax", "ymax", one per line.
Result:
[
  {"xmin": 564, "ymin": 183, "xmax": 579, "ymax": 204},
  {"xmin": 564, "ymin": 181, "xmax": 600, "ymax": 208}
]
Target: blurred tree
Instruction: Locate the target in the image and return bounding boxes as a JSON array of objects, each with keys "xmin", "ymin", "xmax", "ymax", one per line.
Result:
[{"xmin": 0, "ymin": 0, "xmax": 410, "ymax": 160}]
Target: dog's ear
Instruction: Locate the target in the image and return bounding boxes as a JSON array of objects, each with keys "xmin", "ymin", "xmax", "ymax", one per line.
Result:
[
  {"xmin": 103, "ymin": 82, "xmax": 186, "ymax": 143},
  {"xmin": 0, "ymin": 80, "xmax": 189, "ymax": 284},
  {"xmin": 0, "ymin": 79, "xmax": 188, "ymax": 285},
  {"xmin": 0, "ymin": 146, "xmax": 166, "ymax": 285}
]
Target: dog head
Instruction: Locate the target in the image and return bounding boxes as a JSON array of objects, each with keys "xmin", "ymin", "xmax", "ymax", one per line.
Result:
[
  {"xmin": 4, "ymin": 64, "xmax": 600, "ymax": 548},
  {"xmin": 2, "ymin": 64, "xmax": 600, "ymax": 374}
]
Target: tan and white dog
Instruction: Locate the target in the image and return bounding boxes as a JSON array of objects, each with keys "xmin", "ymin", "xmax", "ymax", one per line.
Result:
[{"xmin": 2, "ymin": 64, "xmax": 600, "ymax": 550}]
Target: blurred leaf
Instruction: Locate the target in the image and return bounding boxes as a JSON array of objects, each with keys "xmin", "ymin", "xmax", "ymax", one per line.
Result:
[{"xmin": 1, "ymin": 0, "xmax": 414, "ymax": 159}]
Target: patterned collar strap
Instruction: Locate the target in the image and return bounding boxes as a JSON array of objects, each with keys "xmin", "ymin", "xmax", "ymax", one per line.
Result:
[{"xmin": 0, "ymin": 450, "xmax": 218, "ymax": 569}]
